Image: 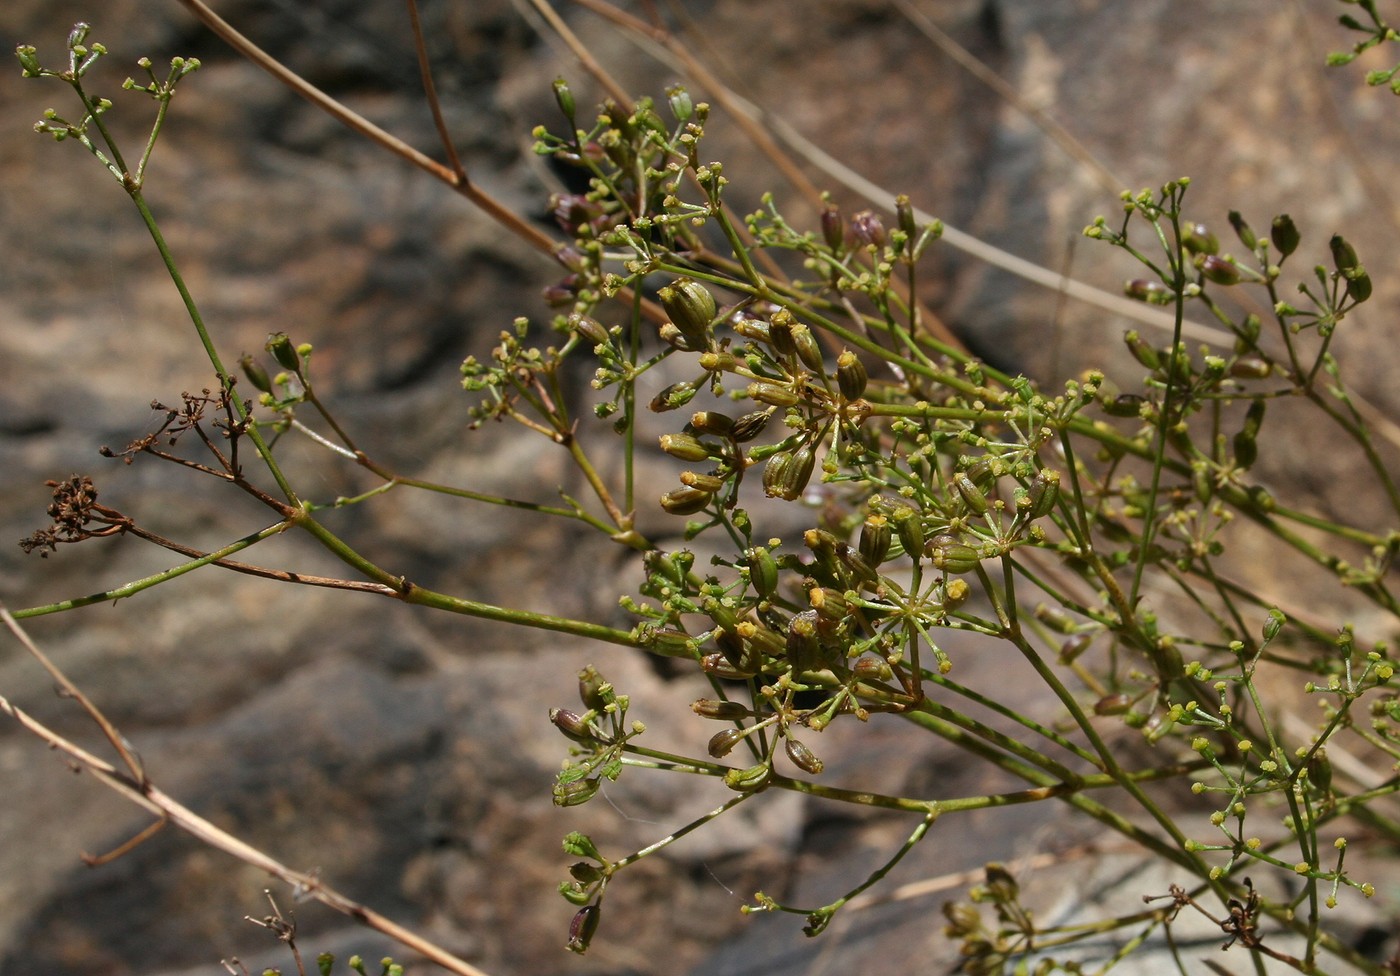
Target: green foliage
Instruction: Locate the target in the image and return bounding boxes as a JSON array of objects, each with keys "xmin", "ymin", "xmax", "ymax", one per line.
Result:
[{"xmin": 10, "ymin": 4, "xmax": 1400, "ymax": 974}]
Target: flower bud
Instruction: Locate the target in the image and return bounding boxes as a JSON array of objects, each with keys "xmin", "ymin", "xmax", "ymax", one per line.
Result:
[
  {"xmin": 763, "ymin": 445, "xmax": 816, "ymax": 500},
  {"xmin": 660, "ymin": 487, "xmax": 712, "ymax": 515},
  {"xmin": 790, "ymin": 322, "xmax": 824, "ymax": 372},
  {"xmin": 1229, "ymin": 357, "xmax": 1271, "ymax": 379},
  {"xmin": 891, "ymin": 506, "xmax": 923, "ymax": 558},
  {"xmin": 809, "ymin": 586, "xmax": 851, "ymax": 622},
  {"xmin": 553, "ymin": 777, "xmax": 600, "ymax": 807},
  {"xmin": 569, "ymin": 313, "xmax": 609, "ymax": 346},
  {"xmin": 666, "ymin": 85, "xmax": 693, "ymax": 121},
  {"xmin": 723, "ymin": 761, "xmax": 772, "ymax": 793},
  {"xmin": 659, "ymin": 278, "xmax": 717, "ymax": 344},
  {"xmin": 769, "ymin": 310, "xmax": 799, "ymax": 357},
  {"xmin": 265, "ymin": 332, "xmax": 301, "ymax": 371},
  {"xmin": 859, "ymin": 514, "xmax": 891, "ymax": 567},
  {"xmin": 1124, "ymin": 279, "xmax": 1173, "ymax": 305},
  {"xmin": 1094, "ymin": 693, "xmax": 1133, "ymax": 716},
  {"xmin": 1195, "ymin": 254, "xmax": 1241, "ymax": 285},
  {"xmin": 680, "ymin": 471, "xmax": 725, "ymax": 493},
  {"xmin": 784, "ymin": 736, "xmax": 824, "ymax": 775},
  {"xmin": 895, "ymin": 194, "xmax": 917, "ymax": 243},
  {"xmin": 1182, "ymin": 222, "xmax": 1219, "ymax": 256},
  {"xmin": 569, "ymin": 861, "xmax": 603, "ymax": 884},
  {"xmin": 1345, "ymin": 267, "xmax": 1372, "ymax": 303},
  {"xmin": 566, "ymin": 904, "xmax": 600, "ymax": 954},
  {"xmin": 953, "ymin": 473, "xmax": 989, "ymax": 516},
  {"xmin": 659, "ymin": 432, "xmax": 716, "ymax": 462},
  {"xmin": 1270, "ymin": 214, "xmax": 1300, "ymax": 257},
  {"xmin": 707, "ymin": 728, "xmax": 746, "ymax": 758},
  {"xmin": 944, "ymin": 577, "xmax": 971, "ymax": 608},
  {"xmin": 692, "ymin": 698, "xmax": 749, "ymax": 720},
  {"xmin": 1227, "ymin": 210, "xmax": 1257, "ymax": 250},
  {"xmin": 700, "ymin": 651, "xmax": 754, "ymax": 680},
  {"xmin": 1024, "ymin": 469, "xmax": 1061, "ymax": 520},
  {"xmin": 927, "ymin": 536, "xmax": 980, "ymax": 574},
  {"xmin": 1123, "ymin": 331, "xmax": 1160, "ymax": 370},
  {"xmin": 850, "ymin": 210, "xmax": 886, "ymax": 249},
  {"xmin": 649, "ymin": 380, "xmax": 698, "ymax": 412},
  {"xmin": 786, "ymin": 610, "xmax": 822, "ymax": 672},
  {"xmin": 836, "ymin": 350, "xmax": 868, "ymax": 400},
  {"xmin": 1262, "ymin": 608, "xmax": 1286, "ymax": 643}
]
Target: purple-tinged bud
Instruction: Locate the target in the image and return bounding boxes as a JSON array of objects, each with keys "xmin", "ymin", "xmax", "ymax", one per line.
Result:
[
  {"xmin": 700, "ymin": 651, "xmax": 754, "ymax": 680},
  {"xmin": 659, "ymin": 278, "xmax": 717, "ymax": 344},
  {"xmin": 821, "ymin": 203, "xmax": 844, "ymax": 252},
  {"xmin": 836, "ymin": 350, "xmax": 868, "ymax": 400},
  {"xmin": 1227, "ymin": 210, "xmax": 1256, "ymax": 250},
  {"xmin": 784, "ymin": 736, "xmax": 824, "ymax": 775},
  {"xmin": 542, "ymin": 275, "xmax": 581, "ymax": 308},
  {"xmin": 707, "ymin": 728, "xmax": 746, "ymax": 758},
  {"xmin": 659, "ymin": 432, "xmax": 716, "ymax": 462},
  {"xmin": 569, "ymin": 313, "xmax": 609, "ymax": 346},
  {"xmin": 660, "ymin": 487, "xmax": 712, "ymax": 515},
  {"xmin": 1124, "ymin": 279, "xmax": 1173, "ymax": 306},
  {"xmin": 566, "ymin": 904, "xmax": 600, "ymax": 954},
  {"xmin": 551, "ymin": 195, "xmax": 604, "ymax": 235},
  {"xmin": 763, "ymin": 445, "xmax": 816, "ymax": 500},
  {"xmin": 1229, "ymin": 357, "xmax": 1271, "ymax": 379},
  {"xmin": 649, "ymin": 380, "xmax": 698, "ymax": 412},
  {"xmin": 1094, "ymin": 693, "xmax": 1133, "ymax": 716},
  {"xmin": 692, "ymin": 698, "xmax": 749, "ymax": 720},
  {"xmin": 1195, "ymin": 254, "xmax": 1241, "ymax": 285},
  {"xmin": 851, "ymin": 658, "xmax": 891, "ymax": 681},
  {"xmin": 1058, "ymin": 633, "xmax": 1091, "ymax": 663},
  {"xmin": 550, "ymin": 707, "xmax": 597, "ymax": 743},
  {"xmin": 265, "ymin": 332, "xmax": 301, "ymax": 371},
  {"xmin": 1182, "ymin": 222, "xmax": 1219, "ymax": 256},
  {"xmin": 849, "ymin": 210, "xmax": 886, "ymax": 249},
  {"xmin": 578, "ymin": 665, "xmax": 609, "ymax": 711}
]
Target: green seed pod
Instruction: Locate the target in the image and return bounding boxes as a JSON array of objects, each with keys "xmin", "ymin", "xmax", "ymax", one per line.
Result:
[
  {"xmin": 731, "ymin": 314, "xmax": 772, "ymax": 343},
  {"xmin": 1329, "ymin": 233, "xmax": 1359, "ymax": 274},
  {"xmin": 707, "ymin": 728, "xmax": 746, "ymax": 758},
  {"xmin": 859, "ymin": 514, "xmax": 892, "ymax": 567},
  {"xmin": 852, "ymin": 657, "xmax": 892, "ymax": 681},
  {"xmin": 265, "ymin": 332, "xmax": 301, "ymax": 371},
  {"xmin": 578, "ymin": 665, "xmax": 609, "ymax": 711},
  {"xmin": 1270, "ymin": 213, "xmax": 1300, "ymax": 257},
  {"xmin": 649, "ymin": 380, "xmax": 698, "ymax": 412},
  {"xmin": 1195, "ymin": 253, "xmax": 1241, "ymax": 285},
  {"xmin": 1024, "ymin": 469, "xmax": 1061, "ymax": 520},
  {"xmin": 714, "ymin": 626, "xmax": 759, "ymax": 674},
  {"xmin": 680, "ymin": 471, "xmax": 725, "ymax": 493},
  {"xmin": 666, "ymin": 85, "xmax": 693, "ymax": 122},
  {"xmin": 1262, "ymin": 608, "xmax": 1286, "ymax": 643},
  {"xmin": 1123, "ymin": 331, "xmax": 1160, "ymax": 370},
  {"xmin": 789, "ymin": 322, "xmax": 824, "ymax": 372},
  {"xmin": 1345, "ymin": 268, "xmax": 1372, "ymax": 303},
  {"xmin": 731, "ymin": 410, "xmax": 771, "ymax": 443},
  {"xmin": 700, "ymin": 651, "xmax": 753, "ymax": 681},
  {"xmin": 724, "ymin": 762, "xmax": 772, "ymax": 793},
  {"xmin": 550, "ymin": 707, "xmax": 596, "ymax": 743},
  {"xmin": 1094, "ymin": 693, "xmax": 1133, "ymax": 716},
  {"xmin": 895, "ymin": 194, "xmax": 917, "ymax": 241},
  {"xmin": 891, "ymin": 507, "xmax": 924, "ymax": 558},
  {"xmin": 784, "ymin": 736, "xmax": 824, "ymax": 775},
  {"xmin": 786, "ymin": 610, "xmax": 823, "ymax": 672},
  {"xmin": 692, "ymin": 698, "xmax": 749, "ymax": 720},
  {"xmin": 809, "ymin": 586, "xmax": 851, "ymax": 622},
  {"xmin": 1233, "ymin": 399, "xmax": 1265, "ymax": 470},
  {"xmin": 954, "ymin": 473, "xmax": 989, "ymax": 516},
  {"xmin": 836, "ymin": 350, "xmax": 868, "ymax": 400},
  {"xmin": 763, "ymin": 445, "xmax": 816, "ymax": 500},
  {"xmin": 1182, "ymin": 222, "xmax": 1219, "ymax": 256},
  {"xmin": 745, "ymin": 546, "xmax": 780, "ymax": 598},
  {"xmin": 1035, "ymin": 604, "xmax": 1078, "ymax": 634},
  {"xmin": 1307, "ymin": 747, "xmax": 1333, "ymax": 794},
  {"xmin": 1102, "ymin": 393, "xmax": 1146, "ymax": 418},
  {"xmin": 554, "ymin": 777, "xmax": 601, "ymax": 808},
  {"xmin": 927, "ymin": 536, "xmax": 980, "ymax": 574},
  {"xmin": 1227, "ymin": 210, "xmax": 1256, "ymax": 249},
  {"xmin": 239, "ymin": 355, "xmax": 273, "ymax": 394},
  {"xmin": 689, "ymin": 410, "xmax": 735, "ymax": 437},
  {"xmin": 738, "ymin": 620, "xmax": 786, "ymax": 659},
  {"xmin": 1248, "ymin": 484, "xmax": 1276, "ymax": 513},
  {"xmin": 659, "ymin": 278, "xmax": 717, "ymax": 344},
  {"xmin": 1059, "ymin": 633, "xmax": 1091, "ymax": 663},
  {"xmin": 566, "ymin": 904, "xmax": 600, "ymax": 954},
  {"xmin": 748, "ymin": 381, "xmax": 800, "ymax": 408},
  {"xmin": 16, "ymin": 45, "xmax": 43, "ymax": 77},
  {"xmin": 660, "ymin": 487, "xmax": 712, "ymax": 515},
  {"xmin": 769, "ymin": 309, "xmax": 799, "ymax": 357},
  {"xmin": 659, "ymin": 432, "xmax": 715, "ymax": 462},
  {"xmin": 569, "ymin": 861, "xmax": 604, "ymax": 884}
]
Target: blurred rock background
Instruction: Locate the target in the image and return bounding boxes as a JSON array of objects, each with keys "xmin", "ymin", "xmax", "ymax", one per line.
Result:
[{"xmin": 1, "ymin": 0, "xmax": 1398, "ymax": 973}]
